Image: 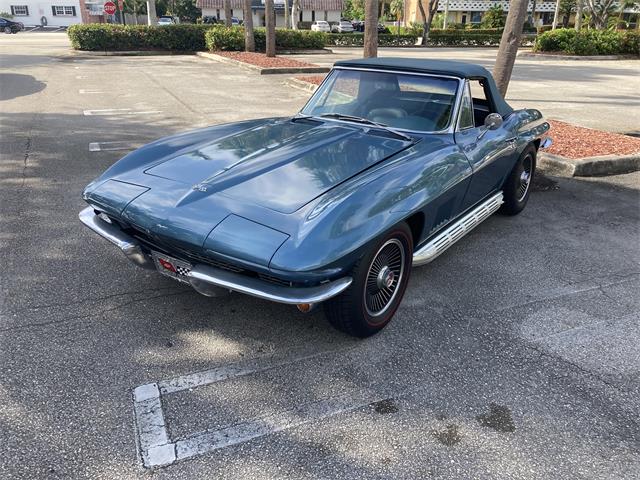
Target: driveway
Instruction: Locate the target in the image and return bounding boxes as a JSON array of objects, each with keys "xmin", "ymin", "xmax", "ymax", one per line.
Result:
[{"xmin": 1, "ymin": 36, "xmax": 639, "ymax": 479}]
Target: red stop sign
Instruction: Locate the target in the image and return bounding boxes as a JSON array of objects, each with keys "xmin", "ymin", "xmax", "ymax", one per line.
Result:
[{"xmin": 103, "ymin": 1, "xmax": 116, "ymax": 15}]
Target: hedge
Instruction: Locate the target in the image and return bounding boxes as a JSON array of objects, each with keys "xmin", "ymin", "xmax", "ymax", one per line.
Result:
[
  {"xmin": 68, "ymin": 24, "xmax": 213, "ymax": 51},
  {"xmin": 325, "ymin": 33, "xmax": 418, "ymax": 47},
  {"xmin": 205, "ymin": 27, "xmax": 326, "ymax": 51},
  {"xmin": 534, "ymin": 28, "xmax": 640, "ymax": 56}
]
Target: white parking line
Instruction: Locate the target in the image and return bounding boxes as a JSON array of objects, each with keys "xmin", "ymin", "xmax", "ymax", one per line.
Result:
[
  {"xmin": 79, "ymin": 89, "xmax": 104, "ymax": 94},
  {"xmin": 83, "ymin": 109, "xmax": 162, "ymax": 116},
  {"xmin": 132, "ymin": 345, "xmax": 415, "ymax": 469},
  {"xmin": 76, "ymin": 76, "xmax": 88, "ymax": 79},
  {"xmin": 88, "ymin": 142, "xmax": 134, "ymax": 152}
]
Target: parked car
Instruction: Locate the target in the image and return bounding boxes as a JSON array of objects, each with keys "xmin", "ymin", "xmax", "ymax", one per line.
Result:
[
  {"xmin": 0, "ymin": 17, "xmax": 23, "ymax": 34},
  {"xmin": 350, "ymin": 21, "xmax": 387, "ymax": 33},
  {"xmin": 157, "ymin": 16, "xmax": 179, "ymax": 25},
  {"xmin": 311, "ymin": 20, "xmax": 331, "ymax": 32},
  {"xmin": 79, "ymin": 58, "xmax": 551, "ymax": 337},
  {"xmin": 331, "ymin": 20, "xmax": 354, "ymax": 33}
]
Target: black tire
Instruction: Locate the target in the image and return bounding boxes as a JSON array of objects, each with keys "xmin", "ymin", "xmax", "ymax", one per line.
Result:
[
  {"xmin": 500, "ymin": 144, "xmax": 536, "ymax": 216},
  {"xmin": 324, "ymin": 222, "xmax": 413, "ymax": 338},
  {"xmin": 4, "ymin": 27, "xmax": 12, "ymax": 34}
]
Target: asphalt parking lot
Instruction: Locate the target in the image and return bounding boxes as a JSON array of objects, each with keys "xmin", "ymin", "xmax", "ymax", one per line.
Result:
[{"xmin": 1, "ymin": 34, "xmax": 639, "ymax": 479}]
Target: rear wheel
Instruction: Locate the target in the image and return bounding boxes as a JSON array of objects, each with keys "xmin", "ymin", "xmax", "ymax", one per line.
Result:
[
  {"xmin": 324, "ymin": 222, "xmax": 413, "ymax": 338},
  {"xmin": 500, "ymin": 144, "xmax": 536, "ymax": 216}
]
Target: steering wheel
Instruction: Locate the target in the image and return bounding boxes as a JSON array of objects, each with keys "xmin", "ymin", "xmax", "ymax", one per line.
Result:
[{"xmin": 368, "ymin": 107, "xmax": 408, "ymax": 123}]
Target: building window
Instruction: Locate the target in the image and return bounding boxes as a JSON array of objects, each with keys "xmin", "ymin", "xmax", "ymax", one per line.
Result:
[
  {"xmin": 311, "ymin": 10, "xmax": 315, "ymax": 22},
  {"xmin": 52, "ymin": 5, "xmax": 76, "ymax": 16},
  {"xmin": 541, "ymin": 12, "xmax": 553, "ymax": 25},
  {"xmin": 470, "ymin": 11, "xmax": 482, "ymax": 24},
  {"xmin": 10, "ymin": 5, "xmax": 29, "ymax": 15}
]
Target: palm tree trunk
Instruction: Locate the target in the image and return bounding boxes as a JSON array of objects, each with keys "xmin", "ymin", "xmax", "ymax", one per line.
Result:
[
  {"xmin": 574, "ymin": 0, "xmax": 582, "ymax": 29},
  {"xmin": 265, "ymin": 0, "xmax": 276, "ymax": 57},
  {"xmin": 224, "ymin": 0, "xmax": 232, "ymax": 27},
  {"xmin": 493, "ymin": 0, "xmax": 528, "ymax": 97},
  {"xmin": 291, "ymin": 0, "xmax": 300, "ymax": 30},
  {"xmin": 552, "ymin": 0, "xmax": 561, "ymax": 29},
  {"xmin": 146, "ymin": 0, "xmax": 157, "ymax": 24},
  {"xmin": 284, "ymin": 0, "xmax": 290, "ymax": 28},
  {"xmin": 244, "ymin": 0, "xmax": 255, "ymax": 51},
  {"xmin": 364, "ymin": 0, "xmax": 379, "ymax": 57}
]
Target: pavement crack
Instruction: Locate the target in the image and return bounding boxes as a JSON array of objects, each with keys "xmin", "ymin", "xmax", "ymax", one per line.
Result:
[
  {"xmin": 20, "ymin": 135, "xmax": 32, "ymax": 189},
  {"xmin": 0, "ymin": 290, "xmax": 192, "ymax": 333}
]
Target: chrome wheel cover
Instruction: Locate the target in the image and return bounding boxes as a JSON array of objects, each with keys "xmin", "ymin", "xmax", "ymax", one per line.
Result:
[
  {"xmin": 517, "ymin": 155, "xmax": 533, "ymax": 202},
  {"xmin": 364, "ymin": 238, "xmax": 405, "ymax": 318}
]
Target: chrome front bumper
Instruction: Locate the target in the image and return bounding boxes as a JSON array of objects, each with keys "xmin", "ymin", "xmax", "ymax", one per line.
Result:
[{"xmin": 78, "ymin": 207, "xmax": 352, "ymax": 304}]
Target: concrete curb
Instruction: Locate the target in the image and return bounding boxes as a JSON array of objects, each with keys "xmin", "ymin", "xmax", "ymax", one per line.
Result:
[
  {"xmin": 539, "ymin": 152, "xmax": 640, "ymax": 177},
  {"xmin": 518, "ymin": 52, "xmax": 627, "ymax": 61},
  {"xmin": 70, "ymin": 49, "xmax": 194, "ymax": 56},
  {"xmin": 284, "ymin": 77, "xmax": 321, "ymax": 93},
  {"xmin": 196, "ymin": 52, "xmax": 330, "ymax": 75}
]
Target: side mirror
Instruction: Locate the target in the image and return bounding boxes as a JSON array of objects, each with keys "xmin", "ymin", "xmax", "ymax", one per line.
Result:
[{"xmin": 484, "ymin": 113, "xmax": 503, "ymax": 130}]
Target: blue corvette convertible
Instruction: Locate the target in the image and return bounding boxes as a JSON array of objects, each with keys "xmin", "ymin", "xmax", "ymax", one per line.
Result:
[{"xmin": 80, "ymin": 58, "xmax": 551, "ymax": 337}]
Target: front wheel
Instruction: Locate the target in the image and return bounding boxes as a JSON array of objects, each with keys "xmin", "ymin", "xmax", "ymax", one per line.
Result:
[
  {"xmin": 324, "ymin": 222, "xmax": 413, "ymax": 338},
  {"xmin": 4, "ymin": 27, "xmax": 12, "ymax": 34},
  {"xmin": 500, "ymin": 144, "xmax": 536, "ymax": 216}
]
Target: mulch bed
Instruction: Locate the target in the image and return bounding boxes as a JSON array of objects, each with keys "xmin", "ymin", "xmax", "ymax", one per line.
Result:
[
  {"xmin": 546, "ymin": 120, "xmax": 640, "ymax": 159},
  {"xmin": 292, "ymin": 76, "xmax": 640, "ymax": 160},
  {"xmin": 215, "ymin": 52, "xmax": 318, "ymax": 68},
  {"xmin": 295, "ymin": 74, "xmax": 326, "ymax": 85}
]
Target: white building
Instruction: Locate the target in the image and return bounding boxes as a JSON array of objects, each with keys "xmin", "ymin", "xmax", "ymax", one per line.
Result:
[
  {"xmin": 0, "ymin": 0, "xmax": 90, "ymax": 26},
  {"xmin": 197, "ymin": 0, "xmax": 343, "ymax": 28}
]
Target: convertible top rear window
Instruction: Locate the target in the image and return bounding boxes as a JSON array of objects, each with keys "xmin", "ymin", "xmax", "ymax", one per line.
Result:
[{"xmin": 302, "ymin": 69, "xmax": 459, "ymax": 133}]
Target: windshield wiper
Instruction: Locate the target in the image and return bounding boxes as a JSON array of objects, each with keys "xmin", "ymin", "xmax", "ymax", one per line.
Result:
[{"xmin": 319, "ymin": 113, "xmax": 414, "ymax": 142}]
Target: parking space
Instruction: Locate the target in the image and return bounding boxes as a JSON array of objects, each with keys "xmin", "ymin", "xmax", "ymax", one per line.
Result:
[{"xmin": 1, "ymin": 34, "xmax": 639, "ymax": 479}]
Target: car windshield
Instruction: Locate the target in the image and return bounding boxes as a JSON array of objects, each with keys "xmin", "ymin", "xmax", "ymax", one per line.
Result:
[{"xmin": 301, "ymin": 69, "xmax": 460, "ymax": 133}]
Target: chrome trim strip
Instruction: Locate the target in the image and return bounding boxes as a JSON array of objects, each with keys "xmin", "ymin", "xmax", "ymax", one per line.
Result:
[
  {"xmin": 412, "ymin": 191, "xmax": 504, "ymax": 266},
  {"xmin": 301, "ymin": 66, "xmax": 465, "ymax": 135},
  {"xmin": 79, "ymin": 207, "xmax": 352, "ymax": 304},
  {"xmin": 79, "ymin": 207, "xmax": 155, "ymax": 269},
  {"xmin": 188, "ymin": 265, "xmax": 353, "ymax": 304}
]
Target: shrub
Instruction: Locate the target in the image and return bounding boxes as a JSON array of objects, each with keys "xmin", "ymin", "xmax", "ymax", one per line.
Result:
[
  {"xmin": 206, "ymin": 27, "xmax": 326, "ymax": 51},
  {"xmin": 534, "ymin": 28, "xmax": 640, "ymax": 56},
  {"xmin": 67, "ymin": 24, "xmax": 213, "ymax": 51},
  {"xmin": 324, "ymin": 33, "xmax": 418, "ymax": 47}
]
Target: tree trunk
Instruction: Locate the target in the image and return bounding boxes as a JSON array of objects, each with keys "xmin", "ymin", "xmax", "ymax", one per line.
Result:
[
  {"xmin": 443, "ymin": 0, "xmax": 449, "ymax": 29},
  {"xmin": 224, "ymin": 0, "xmax": 232, "ymax": 27},
  {"xmin": 284, "ymin": 0, "xmax": 290, "ymax": 28},
  {"xmin": 493, "ymin": 0, "xmax": 528, "ymax": 97},
  {"xmin": 530, "ymin": 0, "xmax": 537, "ymax": 27},
  {"xmin": 146, "ymin": 0, "xmax": 157, "ymax": 25},
  {"xmin": 244, "ymin": 0, "xmax": 255, "ymax": 51},
  {"xmin": 575, "ymin": 0, "xmax": 582, "ymax": 29},
  {"xmin": 552, "ymin": 0, "xmax": 561, "ymax": 29},
  {"xmin": 417, "ymin": 0, "xmax": 427, "ymax": 43},
  {"xmin": 291, "ymin": 0, "xmax": 300, "ymax": 30},
  {"xmin": 265, "ymin": 0, "xmax": 276, "ymax": 57},
  {"xmin": 364, "ymin": 0, "xmax": 379, "ymax": 57}
]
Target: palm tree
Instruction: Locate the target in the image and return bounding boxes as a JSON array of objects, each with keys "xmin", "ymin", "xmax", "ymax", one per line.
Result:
[
  {"xmin": 244, "ymin": 0, "xmax": 255, "ymax": 51},
  {"xmin": 364, "ymin": 0, "xmax": 379, "ymax": 57},
  {"xmin": 493, "ymin": 0, "xmax": 529, "ymax": 96},
  {"xmin": 284, "ymin": 0, "xmax": 290, "ymax": 28},
  {"xmin": 224, "ymin": 0, "xmax": 232, "ymax": 27},
  {"xmin": 575, "ymin": 0, "xmax": 583, "ymax": 29},
  {"xmin": 390, "ymin": 0, "xmax": 403, "ymax": 36},
  {"xmin": 265, "ymin": 0, "xmax": 276, "ymax": 57},
  {"xmin": 552, "ymin": 0, "xmax": 561, "ymax": 29},
  {"xmin": 146, "ymin": 0, "xmax": 157, "ymax": 24},
  {"xmin": 291, "ymin": 0, "xmax": 301, "ymax": 29}
]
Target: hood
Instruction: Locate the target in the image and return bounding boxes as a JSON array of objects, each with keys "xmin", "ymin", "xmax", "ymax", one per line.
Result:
[{"xmin": 143, "ymin": 118, "xmax": 412, "ymax": 214}]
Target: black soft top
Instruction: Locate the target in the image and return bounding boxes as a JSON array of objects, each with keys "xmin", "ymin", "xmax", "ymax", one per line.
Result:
[{"xmin": 333, "ymin": 57, "xmax": 513, "ymax": 117}]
